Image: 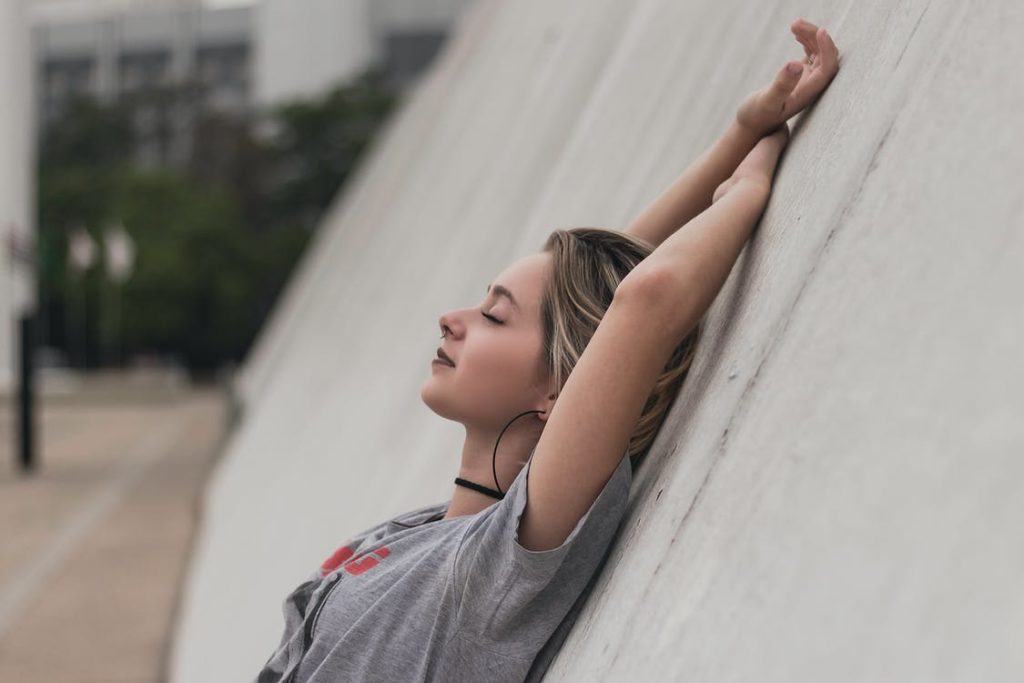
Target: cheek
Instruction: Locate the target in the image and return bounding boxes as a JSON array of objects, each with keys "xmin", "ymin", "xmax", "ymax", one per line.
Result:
[{"xmin": 456, "ymin": 334, "xmax": 537, "ymax": 396}]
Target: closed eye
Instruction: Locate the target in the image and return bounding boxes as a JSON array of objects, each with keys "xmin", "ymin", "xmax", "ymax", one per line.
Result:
[{"xmin": 481, "ymin": 312, "xmax": 503, "ymax": 325}]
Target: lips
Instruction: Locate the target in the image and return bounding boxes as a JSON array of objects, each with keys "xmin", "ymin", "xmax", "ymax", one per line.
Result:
[{"xmin": 436, "ymin": 347, "xmax": 455, "ymax": 367}]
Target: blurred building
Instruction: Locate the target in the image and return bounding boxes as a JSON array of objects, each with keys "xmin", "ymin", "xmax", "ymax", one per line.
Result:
[
  {"xmin": 31, "ymin": 0, "xmax": 477, "ymax": 168},
  {"xmin": 1, "ymin": 0, "xmax": 35, "ymax": 394},
  {"xmin": 32, "ymin": 0, "xmax": 252, "ymax": 168},
  {"xmin": 256, "ymin": 0, "xmax": 476, "ymax": 105}
]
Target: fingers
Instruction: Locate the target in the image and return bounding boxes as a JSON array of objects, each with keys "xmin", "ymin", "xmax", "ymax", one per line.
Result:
[
  {"xmin": 784, "ymin": 21, "xmax": 840, "ymax": 114},
  {"xmin": 817, "ymin": 28, "xmax": 839, "ymax": 72},
  {"xmin": 791, "ymin": 19, "xmax": 840, "ymax": 71},
  {"xmin": 791, "ymin": 19, "xmax": 819, "ymax": 47},
  {"xmin": 791, "ymin": 18, "xmax": 819, "ymax": 61}
]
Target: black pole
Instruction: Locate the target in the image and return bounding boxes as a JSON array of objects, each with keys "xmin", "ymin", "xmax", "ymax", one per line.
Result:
[{"xmin": 18, "ymin": 312, "xmax": 36, "ymax": 473}]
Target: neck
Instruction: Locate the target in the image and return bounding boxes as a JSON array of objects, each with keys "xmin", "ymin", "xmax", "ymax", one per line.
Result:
[{"xmin": 442, "ymin": 421, "xmax": 539, "ymax": 520}]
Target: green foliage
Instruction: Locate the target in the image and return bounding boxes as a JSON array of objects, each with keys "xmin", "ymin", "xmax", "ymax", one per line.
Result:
[
  {"xmin": 39, "ymin": 96, "xmax": 135, "ymax": 168},
  {"xmin": 262, "ymin": 68, "xmax": 399, "ymax": 230},
  {"xmin": 36, "ymin": 68, "xmax": 399, "ymax": 374}
]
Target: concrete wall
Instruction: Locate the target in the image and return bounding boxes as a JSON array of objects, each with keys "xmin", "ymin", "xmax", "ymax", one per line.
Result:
[
  {"xmin": 0, "ymin": 0, "xmax": 34, "ymax": 393},
  {"xmin": 172, "ymin": 0, "xmax": 1024, "ymax": 680}
]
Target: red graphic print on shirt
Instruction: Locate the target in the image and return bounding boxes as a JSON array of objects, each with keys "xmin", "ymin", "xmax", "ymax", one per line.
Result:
[
  {"xmin": 320, "ymin": 544, "xmax": 391, "ymax": 577},
  {"xmin": 320, "ymin": 544, "xmax": 354, "ymax": 574}
]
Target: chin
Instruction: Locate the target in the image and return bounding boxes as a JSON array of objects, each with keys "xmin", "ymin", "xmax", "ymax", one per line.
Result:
[{"xmin": 420, "ymin": 381, "xmax": 458, "ymax": 421}]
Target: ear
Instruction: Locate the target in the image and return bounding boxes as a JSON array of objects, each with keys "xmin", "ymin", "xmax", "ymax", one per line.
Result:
[
  {"xmin": 536, "ymin": 388, "xmax": 557, "ymax": 422},
  {"xmin": 533, "ymin": 368, "xmax": 557, "ymax": 421}
]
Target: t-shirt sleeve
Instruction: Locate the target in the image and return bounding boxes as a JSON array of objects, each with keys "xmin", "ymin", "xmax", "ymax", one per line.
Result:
[{"xmin": 452, "ymin": 451, "xmax": 632, "ymax": 652}]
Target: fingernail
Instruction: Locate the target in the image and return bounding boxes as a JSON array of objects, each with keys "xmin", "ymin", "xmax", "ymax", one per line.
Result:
[{"xmin": 787, "ymin": 63, "xmax": 802, "ymax": 75}]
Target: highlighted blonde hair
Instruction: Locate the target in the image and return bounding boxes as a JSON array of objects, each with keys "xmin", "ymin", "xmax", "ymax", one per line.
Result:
[{"xmin": 539, "ymin": 227, "xmax": 702, "ymax": 471}]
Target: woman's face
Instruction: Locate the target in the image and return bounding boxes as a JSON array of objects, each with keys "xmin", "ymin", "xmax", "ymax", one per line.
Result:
[{"xmin": 420, "ymin": 252, "xmax": 553, "ymax": 429}]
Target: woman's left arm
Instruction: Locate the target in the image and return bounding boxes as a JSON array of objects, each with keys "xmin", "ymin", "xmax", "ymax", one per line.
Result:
[{"xmin": 625, "ymin": 18, "xmax": 839, "ymax": 248}]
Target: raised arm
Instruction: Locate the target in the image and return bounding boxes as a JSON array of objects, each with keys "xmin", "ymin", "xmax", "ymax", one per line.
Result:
[
  {"xmin": 624, "ymin": 120, "xmax": 764, "ymax": 248},
  {"xmin": 518, "ymin": 127, "xmax": 793, "ymax": 553},
  {"xmin": 625, "ymin": 18, "xmax": 839, "ymax": 248}
]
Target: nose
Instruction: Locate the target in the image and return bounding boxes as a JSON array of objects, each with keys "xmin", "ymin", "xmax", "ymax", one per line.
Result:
[
  {"xmin": 439, "ymin": 304, "xmax": 477, "ymax": 339},
  {"xmin": 439, "ymin": 310, "xmax": 460, "ymax": 339}
]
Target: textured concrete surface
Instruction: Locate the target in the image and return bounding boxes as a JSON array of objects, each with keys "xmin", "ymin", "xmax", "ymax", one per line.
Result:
[
  {"xmin": 0, "ymin": 383, "xmax": 228, "ymax": 682},
  {"xmin": 173, "ymin": 0, "xmax": 1024, "ymax": 680}
]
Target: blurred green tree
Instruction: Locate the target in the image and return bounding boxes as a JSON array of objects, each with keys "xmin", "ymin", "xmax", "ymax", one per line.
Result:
[{"xmin": 36, "ymin": 67, "xmax": 399, "ymax": 376}]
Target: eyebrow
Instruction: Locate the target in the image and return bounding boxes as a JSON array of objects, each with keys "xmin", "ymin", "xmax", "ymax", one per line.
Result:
[{"xmin": 486, "ymin": 283, "xmax": 520, "ymax": 311}]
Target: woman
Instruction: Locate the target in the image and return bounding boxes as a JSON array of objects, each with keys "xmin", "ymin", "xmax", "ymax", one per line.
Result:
[{"xmin": 257, "ymin": 18, "xmax": 839, "ymax": 683}]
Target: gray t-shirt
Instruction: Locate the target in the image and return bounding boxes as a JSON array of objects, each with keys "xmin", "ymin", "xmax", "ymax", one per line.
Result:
[{"xmin": 255, "ymin": 452, "xmax": 632, "ymax": 682}]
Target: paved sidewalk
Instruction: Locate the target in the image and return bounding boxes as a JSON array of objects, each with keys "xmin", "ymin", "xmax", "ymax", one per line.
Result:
[{"xmin": 0, "ymin": 376, "xmax": 230, "ymax": 683}]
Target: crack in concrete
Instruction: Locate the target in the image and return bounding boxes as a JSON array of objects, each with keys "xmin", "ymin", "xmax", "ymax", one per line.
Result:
[{"xmin": 894, "ymin": 0, "xmax": 934, "ymax": 71}]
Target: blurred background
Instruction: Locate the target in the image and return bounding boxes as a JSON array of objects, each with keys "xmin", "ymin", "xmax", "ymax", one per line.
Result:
[
  {"xmin": 0, "ymin": 0, "xmax": 475, "ymax": 679},
  {"xmin": 27, "ymin": 0, "xmax": 478, "ymax": 380},
  {"xmin": 5, "ymin": 1, "xmax": 1023, "ymax": 681}
]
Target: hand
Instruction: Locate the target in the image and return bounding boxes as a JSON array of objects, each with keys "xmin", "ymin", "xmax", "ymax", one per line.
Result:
[
  {"xmin": 735, "ymin": 18, "xmax": 840, "ymax": 137},
  {"xmin": 712, "ymin": 124, "xmax": 790, "ymax": 202}
]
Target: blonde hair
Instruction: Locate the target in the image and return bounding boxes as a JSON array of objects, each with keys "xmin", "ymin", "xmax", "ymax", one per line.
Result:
[{"xmin": 539, "ymin": 227, "xmax": 703, "ymax": 471}]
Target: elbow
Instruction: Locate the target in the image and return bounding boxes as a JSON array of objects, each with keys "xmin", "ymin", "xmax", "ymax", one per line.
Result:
[
  {"xmin": 614, "ymin": 266, "xmax": 700, "ymax": 336},
  {"xmin": 615, "ymin": 265, "xmax": 680, "ymax": 303}
]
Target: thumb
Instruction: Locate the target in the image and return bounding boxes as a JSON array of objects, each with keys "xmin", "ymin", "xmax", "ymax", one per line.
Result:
[{"xmin": 767, "ymin": 61, "xmax": 803, "ymax": 103}]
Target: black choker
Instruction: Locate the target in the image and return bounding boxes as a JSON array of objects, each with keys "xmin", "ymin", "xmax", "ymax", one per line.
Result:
[
  {"xmin": 454, "ymin": 477, "xmax": 504, "ymax": 500},
  {"xmin": 453, "ymin": 408, "xmax": 546, "ymax": 503}
]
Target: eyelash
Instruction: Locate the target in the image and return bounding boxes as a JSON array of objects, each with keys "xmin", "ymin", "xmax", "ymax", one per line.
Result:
[{"xmin": 481, "ymin": 312, "xmax": 503, "ymax": 325}]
